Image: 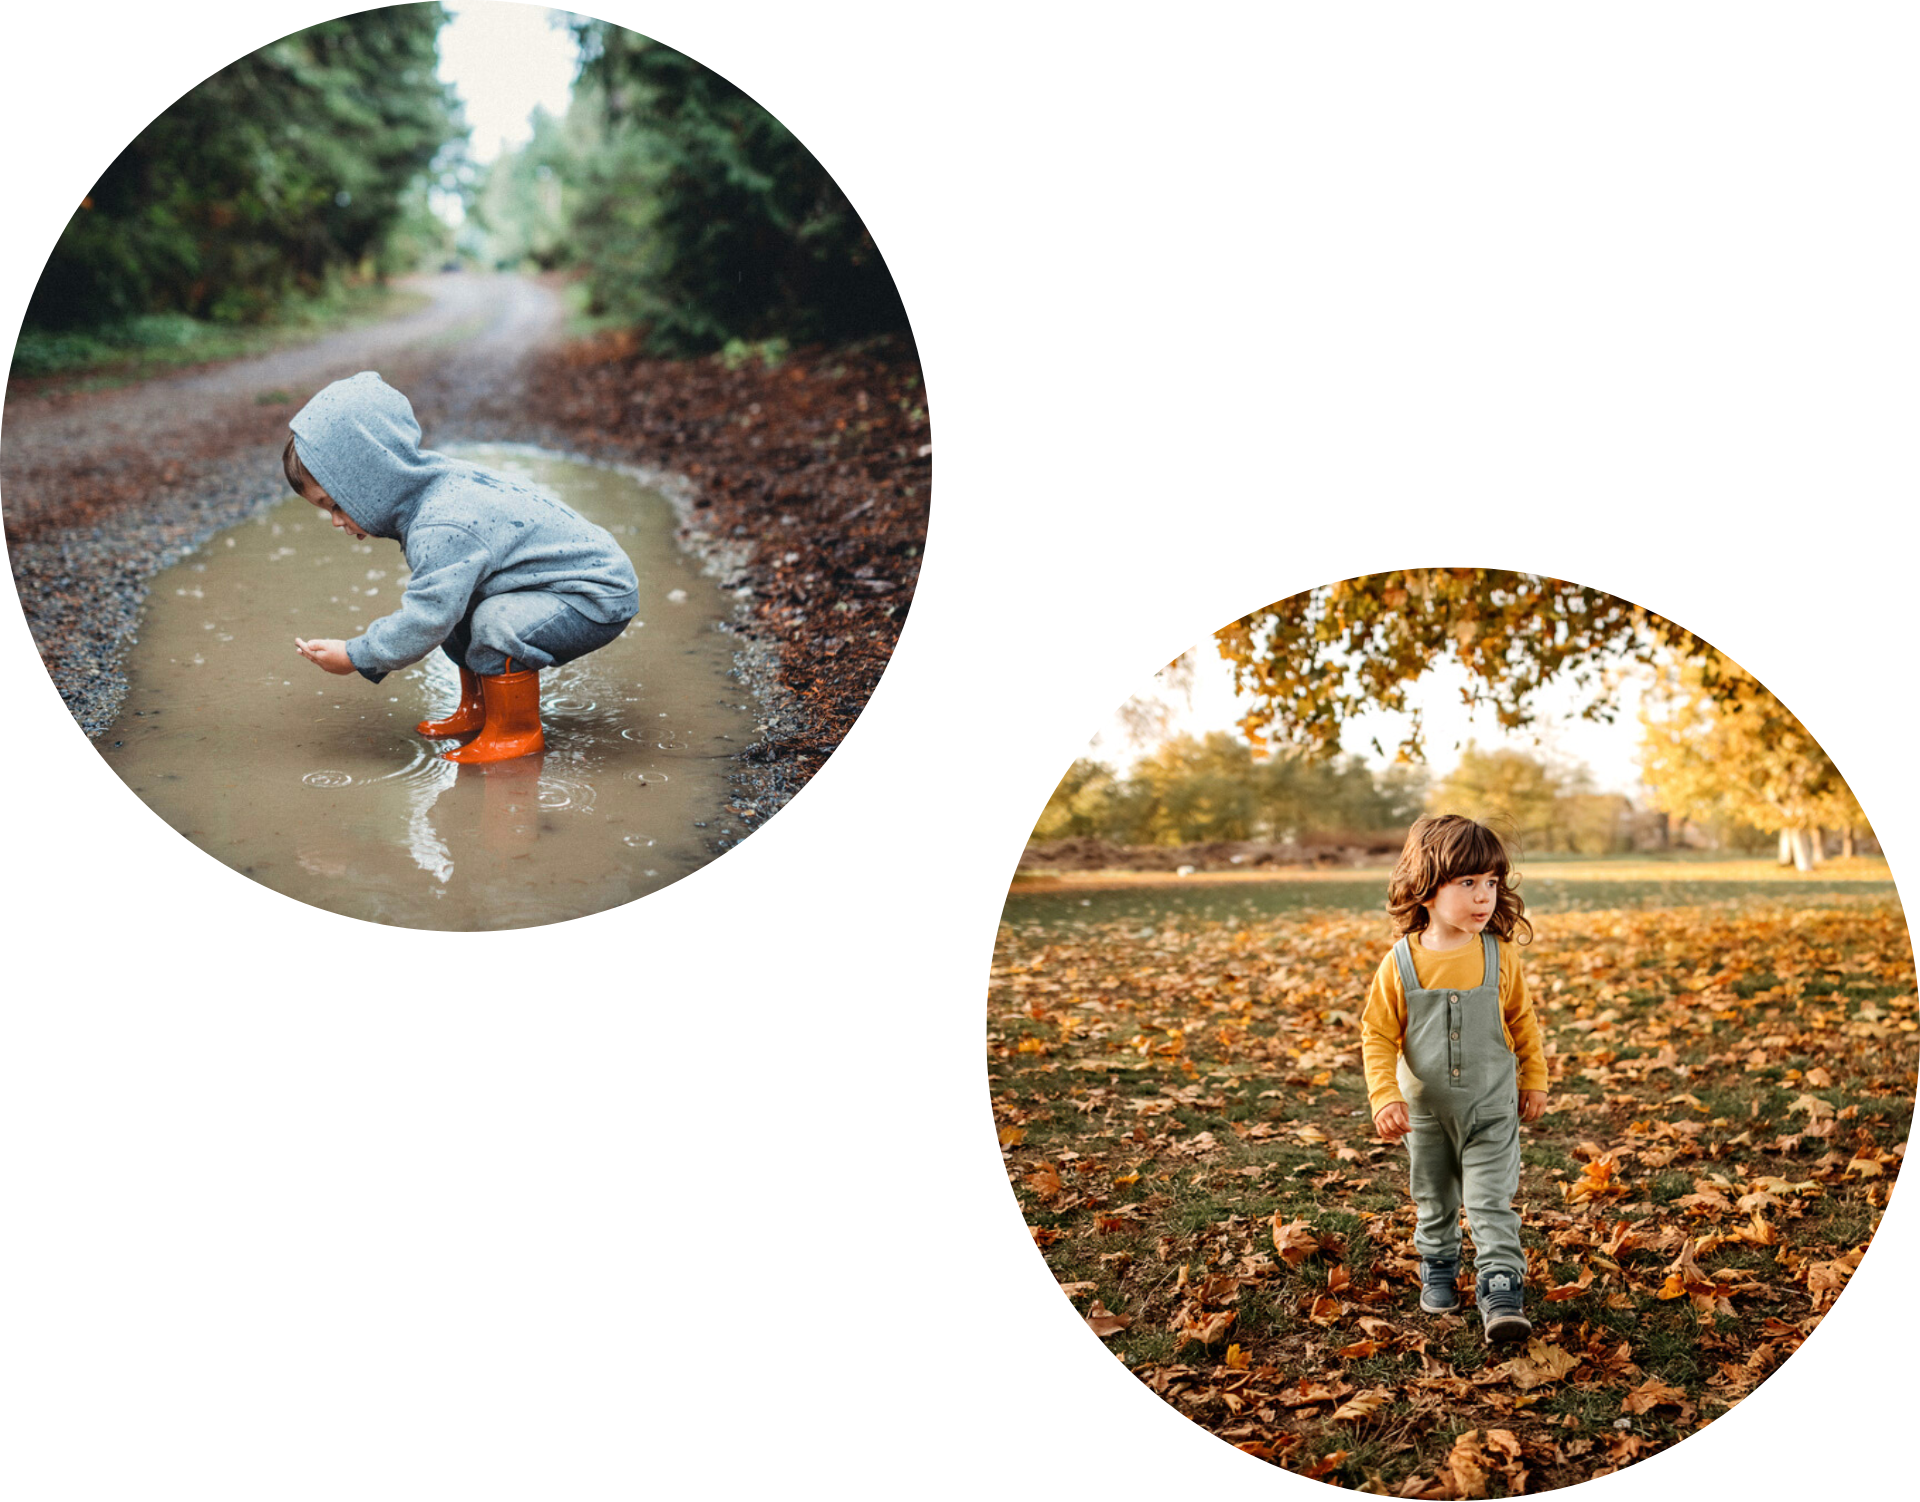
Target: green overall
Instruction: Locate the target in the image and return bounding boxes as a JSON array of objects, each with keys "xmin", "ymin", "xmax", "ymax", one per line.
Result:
[{"xmin": 1392, "ymin": 932, "xmax": 1524, "ymax": 1278}]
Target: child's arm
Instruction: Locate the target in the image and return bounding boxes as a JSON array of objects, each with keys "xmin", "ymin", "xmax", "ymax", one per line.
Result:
[
  {"xmin": 1502, "ymin": 948, "xmax": 1550, "ymax": 1121},
  {"xmin": 343, "ymin": 526, "xmax": 492, "ymax": 681},
  {"xmin": 294, "ymin": 638, "xmax": 356, "ymax": 675},
  {"xmin": 1360, "ymin": 956, "xmax": 1410, "ymax": 1139}
]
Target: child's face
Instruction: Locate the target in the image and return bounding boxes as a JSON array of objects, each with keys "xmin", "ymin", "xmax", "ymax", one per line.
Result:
[
  {"xmin": 299, "ymin": 479, "xmax": 368, "ymax": 540},
  {"xmin": 1427, "ymin": 870, "xmax": 1499, "ymax": 935}
]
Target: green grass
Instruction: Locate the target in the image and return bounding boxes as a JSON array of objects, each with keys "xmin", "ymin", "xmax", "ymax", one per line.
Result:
[
  {"xmin": 993, "ymin": 891, "xmax": 1913, "ymax": 1493},
  {"xmin": 10, "ymin": 279, "xmax": 430, "ymax": 391}
]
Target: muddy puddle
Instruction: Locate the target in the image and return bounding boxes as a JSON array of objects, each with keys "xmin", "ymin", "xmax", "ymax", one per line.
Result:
[{"xmin": 97, "ymin": 444, "xmax": 759, "ymax": 930}]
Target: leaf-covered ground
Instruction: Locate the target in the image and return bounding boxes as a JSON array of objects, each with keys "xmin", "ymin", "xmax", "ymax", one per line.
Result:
[{"xmin": 988, "ymin": 892, "xmax": 1915, "ymax": 1494}]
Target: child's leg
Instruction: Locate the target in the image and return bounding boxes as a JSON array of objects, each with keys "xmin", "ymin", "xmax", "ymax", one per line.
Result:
[
  {"xmin": 1458, "ymin": 1108, "xmax": 1525, "ymax": 1280},
  {"xmin": 462, "ymin": 592, "xmax": 630, "ymax": 676},
  {"xmin": 1406, "ymin": 1108, "xmax": 1465, "ymax": 1265}
]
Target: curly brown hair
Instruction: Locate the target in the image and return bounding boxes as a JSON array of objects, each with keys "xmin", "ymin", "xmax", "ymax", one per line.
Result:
[{"xmin": 1386, "ymin": 814, "xmax": 1532, "ymax": 943}]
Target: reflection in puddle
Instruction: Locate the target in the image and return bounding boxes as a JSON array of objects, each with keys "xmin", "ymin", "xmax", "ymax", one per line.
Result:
[{"xmin": 98, "ymin": 444, "xmax": 759, "ymax": 930}]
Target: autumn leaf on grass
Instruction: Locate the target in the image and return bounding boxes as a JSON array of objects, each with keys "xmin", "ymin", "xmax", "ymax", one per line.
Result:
[
  {"xmin": 1277, "ymin": 1377, "xmax": 1351, "ymax": 1409},
  {"xmin": 1024, "ymin": 1162, "xmax": 1063, "ymax": 1200},
  {"xmin": 1660, "ymin": 1238, "xmax": 1733, "ymax": 1317},
  {"xmin": 1564, "ymin": 1153, "xmax": 1623, "ymax": 1205},
  {"xmin": 1272, "ymin": 1215, "xmax": 1332, "ymax": 1268},
  {"xmin": 1790, "ymin": 1093, "xmax": 1835, "ymax": 1122},
  {"xmin": 997, "ymin": 1125, "xmax": 1025, "ymax": 1148},
  {"xmin": 1803, "ymin": 1247, "xmax": 1865, "ymax": 1311},
  {"xmin": 1676, "ymin": 1181, "xmax": 1733, "ymax": 1215},
  {"xmin": 1621, "ymin": 1376, "xmax": 1695, "ymax": 1421},
  {"xmin": 1445, "ymin": 1429, "xmax": 1491, "ymax": 1500},
  {"xmin": 1173, "ymin": 1308, "xmax": 1236, "ymax": 1351},
  {"xmin": 1223, "ymin": 1344, "xmax": 1250, "ymax": 1370},
  {"xmin": 1085, "ymin": 1300, "xmax": 1132, "ymax": 1338},
  {"xmin": 1490, "ymin": 1339, "xmax": 1581, "ymax": 1391},
  {"xmin": 1544, "ymin": 1265, "xmax": 1595, "ymax": 1302},
  {"xmin": 1330, "ymin": 1387, "xmax": 1393, "ymax": 1423},
  {"xmin": 1299, "ymin": 1450, "xmax": 1349, "ymax": 1482},
  {"xmin": 1748, "ymin": 1175, "xmax": 1821, "ymax": 1198},
  {"xmin": 1484, "ymin": 1429, "xmax": 1526, "ymax": 1493},
  {"xmin": 1338, "ymin": 1338, "xmax": 1382, "ymax": 1360}
]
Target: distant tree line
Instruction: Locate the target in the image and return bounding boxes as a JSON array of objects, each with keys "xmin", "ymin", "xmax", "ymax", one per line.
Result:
[
  {"xmin": 23, "ymin": 6, "xmax": 461, "ymax": 333},
  {"xmin": 1031, "ymin": 730, "xmax": 1827, "ymax": 858},
  {"xmin": 1035, "ymin": 733, "xmax": 1429, "ymax": 847}
]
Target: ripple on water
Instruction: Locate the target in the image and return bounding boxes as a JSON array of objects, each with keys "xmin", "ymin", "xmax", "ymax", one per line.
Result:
[
  {"xmin": 303, "ymin": 769, "xmax": 353, "ymax": 789},
  {"xmin": 624, "ymin": 769, "xmax": 670, "ymax": 784},
  {"xmin": 537, "ymin": 774, "xmax": 598, "ymax": 812}
]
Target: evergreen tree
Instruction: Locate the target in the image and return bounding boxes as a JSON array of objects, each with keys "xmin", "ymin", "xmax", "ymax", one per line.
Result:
[
  {"xmin": 565, "ymin": 21, "xmax": 909, "ymax": 352},
  {"xmin": 26, "ymin": 5, "xmax": 462, "ymax": 331}
]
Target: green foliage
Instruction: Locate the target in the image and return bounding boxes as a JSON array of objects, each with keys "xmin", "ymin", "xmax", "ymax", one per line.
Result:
[
  {"xmin": 468, "ymin": 106, "xmax": 576, "ymax": 271},
  {"xmin": 561, "ymin": 22, "xmax": 909, "ymax": 353},
  {"xmin": 718, "ymin": 337, "xmax": 789, "ymax": 371},
  {"xmin": 25, "ymin": 5, "xmax": 463, "ymax": 333},
  {"xmin": 10, "ymin": 280, "xmax": 425, "ymax": 383},
  {"xmin": 1033, "ymin": 732, "xmax": 1429, "ymax": 846},
  {"xmin": 1427, "ymin": 743, "xmax": 1631, "ymax": 854}
]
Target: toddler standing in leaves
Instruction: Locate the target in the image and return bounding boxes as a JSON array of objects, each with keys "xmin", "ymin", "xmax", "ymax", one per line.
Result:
[{"xmin": 1360, "ymin": 815, "xmax": 1549, "ymax": 1343}]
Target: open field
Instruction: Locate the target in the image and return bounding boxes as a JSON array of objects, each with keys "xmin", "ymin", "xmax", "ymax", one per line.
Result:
[
  {"xmin": 1012, "ymin": 856, "xmax": 1895, "ymax": 890},
  {"xmin": 988, "ymin": 885, "xmax": 1914, "ymax": 1493},
  {"xmin": 1006, "ymin": 857, "xmax": 1898, "ymax": 933}
]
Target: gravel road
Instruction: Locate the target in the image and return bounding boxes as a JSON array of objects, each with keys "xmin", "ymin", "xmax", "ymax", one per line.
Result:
[{"xmin": 2, "ymin": 271, "xmax": 926, "ymax": 821}]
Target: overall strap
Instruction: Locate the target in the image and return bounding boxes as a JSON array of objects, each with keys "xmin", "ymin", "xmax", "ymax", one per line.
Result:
[
  {"xmin": 1391, "ymin": 936, "xmax": 1420, "ymax": 995},
  {"xmin": 1480, "ymin": 931, "xmax": 1500, "ymax": 989}
]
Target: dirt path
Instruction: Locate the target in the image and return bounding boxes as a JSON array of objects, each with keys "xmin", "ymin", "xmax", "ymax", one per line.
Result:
[
  {"xmin": 2, "ymin": 273, "xmax": 927, "ymax": 825},
  {"xmin": 3, "ymin": 271, "xmax": 563, "ymax": 540}
]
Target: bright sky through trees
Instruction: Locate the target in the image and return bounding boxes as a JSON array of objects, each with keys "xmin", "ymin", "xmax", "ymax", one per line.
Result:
[
  {"xmin": 434, "ymin": 1, "xmax": 579, "ymax": 222},
  {"xmin": 1092, "ymin": 648, "xmax": 1654, "ymax": 794}
]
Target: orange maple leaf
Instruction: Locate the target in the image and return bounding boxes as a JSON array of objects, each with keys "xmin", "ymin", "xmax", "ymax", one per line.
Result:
[
  {"xmin": 1271, "ymin": 1215, "xmax": 1325, "ymax": 1267},
  {"xmin": 1621, "ymin": 1376, "xmax": 1694, "ymax": 1417}
]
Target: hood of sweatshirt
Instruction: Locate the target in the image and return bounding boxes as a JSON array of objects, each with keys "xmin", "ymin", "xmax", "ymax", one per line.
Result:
[{"xmin": 288, "ymin": 372, "xmax": 445, "ymax": 540}]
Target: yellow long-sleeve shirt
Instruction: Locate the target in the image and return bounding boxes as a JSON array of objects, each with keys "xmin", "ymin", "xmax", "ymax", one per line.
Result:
[{"xmin": 1359, "ymin": 935, "xmax": 1549, "ymax": 1116}]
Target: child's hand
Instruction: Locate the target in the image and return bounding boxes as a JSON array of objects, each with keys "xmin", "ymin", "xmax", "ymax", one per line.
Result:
[
  {"xmin": 1520, "ymin": 1089, "xmax": 1549, "ymax": 1123},
  {"xmin": 1373, "ymin": 1102, "xmax": 1411, "ymax": 1142},
  {"xmin": 294, "ymin": 638, "xmax": 356, "ymax": 675}
]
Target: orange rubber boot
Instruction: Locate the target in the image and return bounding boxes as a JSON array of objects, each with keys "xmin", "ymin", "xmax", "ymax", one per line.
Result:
[
  {"xmin": 416, "ymin": 666, "xmax": 485, "ymax": 737},
  {"xmin": 443, "ymin": 662, "xmax": 545, "ymax": 764}
]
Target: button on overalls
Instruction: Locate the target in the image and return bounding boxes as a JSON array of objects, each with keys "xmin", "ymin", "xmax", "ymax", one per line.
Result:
[{"xmin": 1392, "ymin": 931, "xmax": 1524, "ymax": 1277}]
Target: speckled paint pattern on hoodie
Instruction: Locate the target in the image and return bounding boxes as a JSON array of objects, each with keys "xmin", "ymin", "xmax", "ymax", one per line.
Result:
[{"xmin": 290, "ymin": 372, "xmax": 640, "ymax": 682}]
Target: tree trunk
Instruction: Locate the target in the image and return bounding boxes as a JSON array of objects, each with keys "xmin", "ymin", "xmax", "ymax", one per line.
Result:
[
  {"xmin": 1809, "ymin": 827, "xmax": 1824, "ymax": 867},
  {"xmin": 1779, "ymin": 829, "xmax": 1795, "ymax": 867},
  {"xmin": 1843, "ymin": 826, "xmax": 1856, "ymax": 859},
  {"xmin": 1789, "ymin": 826, "xmax": 1816, "ymax": 872}
]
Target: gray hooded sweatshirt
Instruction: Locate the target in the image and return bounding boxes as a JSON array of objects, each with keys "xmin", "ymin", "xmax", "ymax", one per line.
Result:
[{"xmin": 290, "ymin": 372, "xmax": 640, "ymax": 682}]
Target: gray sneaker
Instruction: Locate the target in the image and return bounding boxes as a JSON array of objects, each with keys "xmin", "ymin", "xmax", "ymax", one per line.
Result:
[
  {"xmin": 1477, "ymin": 1269, "xmax": 1531, "ymax": 1343},
  {"xmin": 1419, "ymin": 1257, "xmax": 1461, "ymax": 1314}
]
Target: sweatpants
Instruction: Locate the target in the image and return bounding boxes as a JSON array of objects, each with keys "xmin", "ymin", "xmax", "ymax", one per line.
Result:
[{"xmin": 441, "ymin": 590, "xmax": 632, "ymax": 676}]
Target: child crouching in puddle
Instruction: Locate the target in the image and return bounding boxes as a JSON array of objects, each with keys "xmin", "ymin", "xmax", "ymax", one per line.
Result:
[{"xmin": 288, "ymin": 372, "xmax": 639, "ymax": 762}]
